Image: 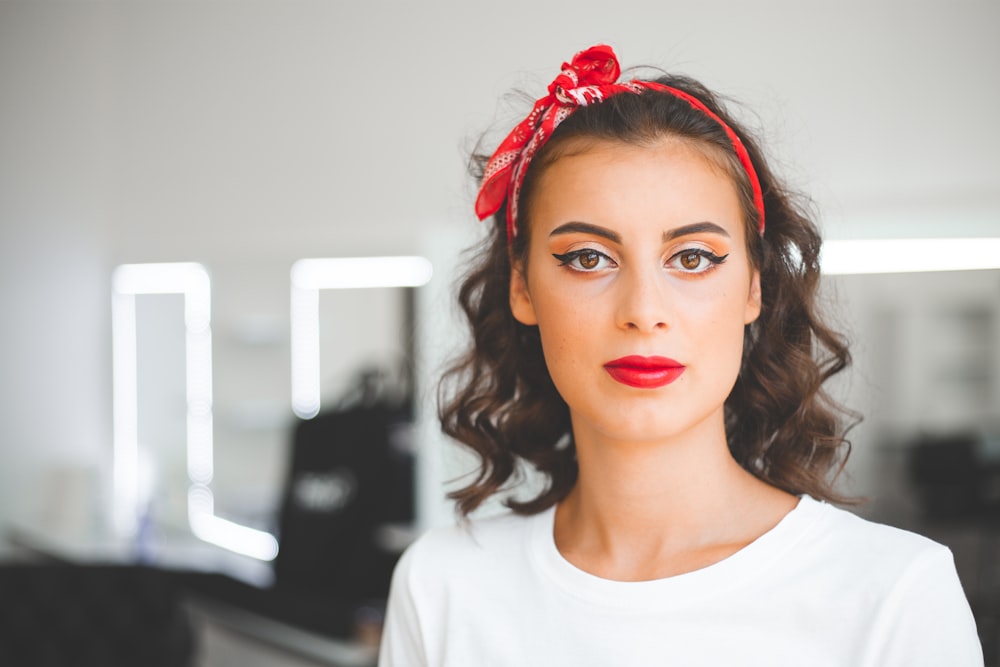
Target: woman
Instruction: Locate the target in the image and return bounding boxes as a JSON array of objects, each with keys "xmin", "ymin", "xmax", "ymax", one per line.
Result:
[{"xmin": 378, "ymin": 45, "xmax": 982, "ymax": 666}]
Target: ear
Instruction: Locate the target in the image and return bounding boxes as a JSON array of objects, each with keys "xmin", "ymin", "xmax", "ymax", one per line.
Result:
[
  {"xmin": 744, "ymin": 270, "xmax": 762, "ymax": 325},
  {"xmin": 509, "ymin": 261, "xmax": 538, "ymax": 325}
]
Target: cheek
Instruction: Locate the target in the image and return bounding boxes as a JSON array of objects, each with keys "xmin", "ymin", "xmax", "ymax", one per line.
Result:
[
  {"xmin": 531, "ymin": 295, "xmax": 596, "ymax": 384},
  {"xmin": 534, "ymin": 299, "xmax": 586, "ymax": 356},
  {"xmin": 689, "ymin": 285, "xmax": 748, "ymax": 329},
  {"xmin": 691, "ymin": 287, "xmax": 752, "ymax": 373}
]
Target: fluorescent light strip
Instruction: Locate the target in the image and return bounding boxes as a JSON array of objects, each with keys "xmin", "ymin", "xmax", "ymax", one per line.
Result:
[
  {"xmin": 188, "ymin": 486, "xmax": 279, "ymax": 561},
  {"xmin": 113, "ymin": 262, "xmax": 213, "ymax": 536},
  {"xmin": 290, "ymin": 256, "xmax": 433, "ymax": 419},
  {"xmin": 112, "ymin": 262, "xmax": 277, "ymax": 561},
  {"xmin": 291, "ymin": 256, "xmax": 434, "ymax": 290},
  {"xmin": 822, "ymin": 238, "xmax": 1000, "ymax": 275}
]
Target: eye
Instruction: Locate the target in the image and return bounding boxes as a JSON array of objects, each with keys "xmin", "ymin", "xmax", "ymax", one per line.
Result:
[
  {"xmin": 680, "ymin": 252, "xmax": 702, "ymax": 271},
  {"xmin": 667, "ymin": 249, "xmax": 729, "ymax": 274},
  {"xmin": 552, "ymin": 249, "xmax": 616, "ymax": 272}
]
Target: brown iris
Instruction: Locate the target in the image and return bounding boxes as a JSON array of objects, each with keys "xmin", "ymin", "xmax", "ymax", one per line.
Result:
[
  {"xmin": 680, "ymin": 252, "xmax": 702, "ymax": 271},
  {"xmin": 579, "ymin": 252, "xmax": 600, "ymax": 269}
]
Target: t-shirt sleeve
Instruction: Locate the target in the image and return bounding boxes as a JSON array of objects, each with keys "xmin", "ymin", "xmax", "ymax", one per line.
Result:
[
  {"xmin": 378, "ymin": 543, "xmax": 429, "ymax": 667},
  {"xmin": 865, "ymin": 545, "xmax": 984, "ymax": 666}
]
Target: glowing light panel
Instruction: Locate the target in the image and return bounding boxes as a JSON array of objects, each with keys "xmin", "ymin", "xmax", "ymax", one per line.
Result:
[
  {"xmin": 188, "ymin": 486, "xmax": 280, "ymax": 561},
  {"xmin": 290, "ymin": 256, "xmax": 433, "ymax": 419},
  {"xmin": 111, "ymin": 262, "xmax": 276, "ymax": 561},
  {"xmin": 822, "ymin": 238, "xmax": 1000, "ymax": 275}
]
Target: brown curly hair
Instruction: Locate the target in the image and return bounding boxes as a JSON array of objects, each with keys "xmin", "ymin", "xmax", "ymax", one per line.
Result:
[{"xmin": 440, "ymin": 73, "xmax": 857, "ymax": 516}]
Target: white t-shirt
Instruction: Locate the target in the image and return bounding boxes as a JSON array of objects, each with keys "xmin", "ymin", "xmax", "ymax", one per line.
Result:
[{"xmin": 379, "ymin": 496, "xmax": 983, "ymax": 666}]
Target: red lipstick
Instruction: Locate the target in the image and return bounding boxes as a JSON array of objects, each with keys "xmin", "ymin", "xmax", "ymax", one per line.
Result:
[{"xmin": 604, "ymin": 355, "xmax": 685, "ymax": 389}]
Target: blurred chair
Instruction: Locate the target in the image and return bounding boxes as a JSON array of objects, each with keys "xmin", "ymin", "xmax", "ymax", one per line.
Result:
[{"xmin": 0, "ymin": 564, "xmax": 194, "ymax": 667}]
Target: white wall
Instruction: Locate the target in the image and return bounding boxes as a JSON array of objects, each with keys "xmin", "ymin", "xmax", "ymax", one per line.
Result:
[
  {"xmin": 0, "ymin": 2, "xmax": 113, "ymax": 537},
  {"xmin": 1, "ymin": 0, "xmax": 998, "ymax": 539}
]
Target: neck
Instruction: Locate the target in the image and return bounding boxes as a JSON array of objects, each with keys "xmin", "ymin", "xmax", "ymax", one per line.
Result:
[{"xmin": 554, "ymin": 408, "xmax": 796, "ymax": 580}]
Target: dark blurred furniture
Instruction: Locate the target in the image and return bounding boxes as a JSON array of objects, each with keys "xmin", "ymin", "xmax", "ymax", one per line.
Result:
[
  {"xmin": 0, "ymin": 564, "xmax": 194, "ymax": 667},
  {"xmin": 908, "ymin": 433, "xmax": 1000, "ymax": 665},
  {"xmin": 186, "ymin": 401, "xmax": 414, "ymax": 641},
  {"xmin": 3, "ymin": 399, "xmax": 413, "ymax": 666},
  {"xmin": 276, "ymin": 401, "xmax": 414, "ymax": 601},
  {"xmin": 909, "ymin": 433, "xmax": 1000, "ymax": 521}
]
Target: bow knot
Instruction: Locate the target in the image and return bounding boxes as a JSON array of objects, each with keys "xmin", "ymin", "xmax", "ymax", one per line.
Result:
[
  {"xmin": 474, "ymin": 44, "xmax": 766, "ymax": 240},
  {"xmin": 548, "ymin": 45, "xmax": 620, "ymax": 105},
  {"xmin": 475, "ymin": 45, "xmax": 624, "ymax": 234}
]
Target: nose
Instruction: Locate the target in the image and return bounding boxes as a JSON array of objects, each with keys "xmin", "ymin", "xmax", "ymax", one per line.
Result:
[{"xmin": 614, "ymin": 263, "xmax": 672, "ymax": 333}]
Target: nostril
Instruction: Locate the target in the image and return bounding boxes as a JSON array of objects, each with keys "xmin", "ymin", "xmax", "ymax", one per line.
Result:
[{"xmin": 623, "ymin": 319, "xmax": 669, "ymax": 332}]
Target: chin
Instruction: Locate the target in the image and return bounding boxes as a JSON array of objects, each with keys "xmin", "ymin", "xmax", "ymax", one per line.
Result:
[{"xmin": 572, "ymin": 398, "xmax": 728, "ymax": 446}]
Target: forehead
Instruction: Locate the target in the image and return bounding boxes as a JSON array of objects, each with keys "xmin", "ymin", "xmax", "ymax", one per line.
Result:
[
  {"xmin": 548, "ymin": 131, "xmax": 731, "ymax": 165},
  {"xmin": 525, "ymin": 138, "xmax": 745, "ymax": 238}
]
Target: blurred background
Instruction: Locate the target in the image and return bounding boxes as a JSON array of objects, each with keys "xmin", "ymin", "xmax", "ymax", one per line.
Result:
[{"xmin": 1, "ymin": 0, "xmax": 998, "ymax": 665}]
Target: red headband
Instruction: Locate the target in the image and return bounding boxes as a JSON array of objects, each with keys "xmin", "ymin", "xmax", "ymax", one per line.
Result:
[{"xmin": 474, "ymin": 44, "xmax": 766, "ymax": 241}]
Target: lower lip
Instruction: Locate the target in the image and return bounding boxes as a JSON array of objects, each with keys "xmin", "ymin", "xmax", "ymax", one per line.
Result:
[{"xmin": 604, "ymin": 358, "xmax": 685, "ymax": 389}]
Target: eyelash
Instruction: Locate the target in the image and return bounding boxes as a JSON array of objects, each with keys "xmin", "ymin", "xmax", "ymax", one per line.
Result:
[
  {"xmin": 551, "ymin": 248, "xmax": 729, "ymax": 274},
  {"xmin": 552, "ymin": 249, "xmax": 616, "ymax": 271},
  {"xmin": 668, "ymin": 249, "xmax": 729, "ymax": 273}
]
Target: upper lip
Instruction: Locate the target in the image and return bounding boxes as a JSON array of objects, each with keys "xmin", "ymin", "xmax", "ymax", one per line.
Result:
[{"xmin": 604, "ymin": 355, "xmax": 684, "ymax": 370}]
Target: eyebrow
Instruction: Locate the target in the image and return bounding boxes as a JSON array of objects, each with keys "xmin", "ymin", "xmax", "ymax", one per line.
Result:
[
  {"xmin": 549, "ymin": 221, "xmax": 621, "ymax": 243},
  {"xmin": 663, "ymin": 222, "xmax": 731, "ymax": 242},
  {"xmin": 549, "ymin": 220, "xmax": 731, "ymax": 244}
]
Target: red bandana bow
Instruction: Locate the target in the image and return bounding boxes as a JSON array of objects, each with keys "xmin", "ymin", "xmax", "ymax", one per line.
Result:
[{"xmin": 474, "ymin": 44, "xmax": 766, "ymax": 241}]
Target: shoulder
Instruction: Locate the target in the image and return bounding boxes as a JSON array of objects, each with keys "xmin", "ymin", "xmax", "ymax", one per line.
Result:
[
  {"xmin": 734, "ymin": 495, "xmax": 957, "ymax": 604},
  {"xmin": 773, "ymin": 497, "xmax": 964, "ymax": 614},
  {"xmin": 790, "ymin": 498, "xmax": 982, "ymax": 664},
  {"xmin": 795, "ymin": 496, "xmax": 950, "ymax": 571},
  {"xmin": 392, "ymin": 509, "xmax": 543, "ymax": 589},
  {"xmin": 405, "ymin": 508, "xmax": 538, "ymax": 559},
  {"xmin": 380, "ymin": 509, "xmax": 549, "ymax": 665}
]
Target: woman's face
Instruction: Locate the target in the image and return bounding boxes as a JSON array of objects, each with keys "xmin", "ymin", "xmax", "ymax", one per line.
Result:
[{"xmin": 510, "ymin": 138, "xmax": 761, "ymax": 447}]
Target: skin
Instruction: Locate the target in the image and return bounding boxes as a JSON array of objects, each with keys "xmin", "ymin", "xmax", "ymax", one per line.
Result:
[{"xmin": 510, "ymin": 137, "xmax": 797, "ymax": 581}]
